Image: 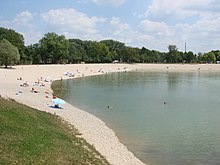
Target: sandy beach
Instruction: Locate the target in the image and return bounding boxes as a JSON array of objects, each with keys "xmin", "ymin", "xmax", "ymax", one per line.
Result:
[{"xmin": 1, "ymin": 63, "xmax": 220, "ymax": 165}]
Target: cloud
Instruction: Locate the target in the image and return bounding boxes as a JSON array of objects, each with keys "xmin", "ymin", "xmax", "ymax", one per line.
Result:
[
  {"xmin": 0, "ymin": 10, "xmax": 41, "ymax": 45},
  {"xmin": 91, "ymin": 0, "xmax": 125, "ymax": 7},
  {"xmin": 144, "ymin": 0, "xmax": 219, "ymax": 22},
  {"xmin": 174, "ymin": 15, "xmax": 220, "ymax": 52},
  {"xmin": 41, "ymin": 8, "xmax": 105, "ymax": 35},
  {"xmin": 136, "ymin": 0, "xmax": 220, "ymax": 52},
  {"xmin": 1, "ymin": 10, "xmax": 34, "ymax": 28},
  {"xmin": 140, "ymin": 19, "xmax": 173, "ymax": 36},
  {"xmin": 22, "ymin": 30, "xmax": 43, "ymax": 46},
  {"xmin": 107, "ymin": 17, "xmax": 152, "ymax": 47},
  {"xmin": 13, "ymin": 10, "xmax": 33, "ymax": 25},
  {"xmin": 109, "ymin": 17, "xmax": 132, "ymax": 42},
  {"xmin": 110, "ymin": 17, "xmax": 130, "ymax": 31}
]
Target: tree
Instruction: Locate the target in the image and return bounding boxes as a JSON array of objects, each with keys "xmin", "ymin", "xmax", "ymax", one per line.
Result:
[
  {"xmin": 24, "ymin": 43, "xmax": 42, "ymax": 64},
  {"xmin": 151, "ymin": 50, "xmax": 161, "ymax": 63},
  {"xmin": 83, "ymin": 41, "xmax": 111, "ymax": 63},
  {"xmin": 166, "ymin": 45, "xmax": 182, "ymax": 63},
  {"xmin": 140, "ymin": 47, "xmax": 151, "ymax": 63},
  {"xmin": 100, "ymin": 40, "xmax": 125, "ymax": 61},
  {"xmin": 39, "ymin": 32, "xmax": 69, "ymax": 64},
  {"xmin": 168, "ymin": 45, "xmax": 178, "ymax": 52},
  {"xmin": 211, "ymin": 50, "xmax": 220, "ymax": 61},
  {"xmin": 0, "ymin": 27, "xmax": 25, "ymax": 63},
  {"xmin": 0, "ymin": 39, "xmax": 20, "ymax": 68},
  {"xmin": 68, "ymin": 39, "xmax": 87, "ymax": 63},
  {"xmin": 118, "ymin": 46, "xmax": 139, "ymax": 63},
  {"xmin": 201, "ymin": 52, "xmax": 216, "ymax": 63},
  {"xmin": 185, "ymin": 51, "xmax": 196, "ymax": 63}
]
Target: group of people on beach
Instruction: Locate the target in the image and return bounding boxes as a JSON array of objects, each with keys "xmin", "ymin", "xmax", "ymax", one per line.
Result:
[
  {"xmin": 16, "ymin": 75, "xmax": 62, "ymax": 108},
  {"xmin": 17, "ymin": 76, "xmax": 53, "ymax": 95}
]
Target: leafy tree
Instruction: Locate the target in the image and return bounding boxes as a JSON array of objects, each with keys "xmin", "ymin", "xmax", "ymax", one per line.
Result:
[
  {"xmin": 24, "ymin": 43, "xmax": 42, "ymax": 64},
  {"xmin": 184, "ymin": 51, "xmax": 196, "ymax": 63},
  {"xmin": 100, "ymin": 40, "xmax": 125, "ymax": 61},
  {"xmin": 0, "ymin": 27, "xmax": 25, "ymax": 63},
  {"xmin": 168, "ymin": 45, "xmax": 178, "ymax": 52},
  {"xmin": 166, "ymin": 45, "xmax": 182, "ymax": 63},
  {"xmin": 39, "ymin": 33, "xmax": 69, "ymax": 64},
  {"xmin": 0, "ymin": 39, "xmax": 20, "ymax": 68},
  {"xmin": 211, "ymin": 50, "xmax": 220, "ymax": 61},
  {"xmin": 84, "ymin": 41, "xmax": 111, "ymax": 63},
  {"xmin": 118, "ymin": 46, "xmax": 139, "ymax": 63},
  {"xmin": 5, "ymin": 27, "xmax": 219, "ymax": 65},
  {"xmin": 151, "ymin": 50, "xmax": 161, "ymax": 63},
  {"xmin": 140, "ymin": 47, "xmax": 152, "ymax": 63},
  {"xmin": 129, "ymin": 47, "xmax": 140, "ymax": 63},
  {"xmin": 201, "ymin": 52, "xmax": 216, "ymax": 63},
  {"xmin": 100, "ymin": 40, "xmax": 125, "ymax": 51},
  {"xmin": 68, "ymin": 39, "xmax": 87, "ymax": 63}
]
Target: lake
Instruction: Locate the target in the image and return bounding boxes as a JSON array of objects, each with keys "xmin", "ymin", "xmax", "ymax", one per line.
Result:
[{"xmin": 56, "ymin": 70, "xmax": 220, "ymax": 165}]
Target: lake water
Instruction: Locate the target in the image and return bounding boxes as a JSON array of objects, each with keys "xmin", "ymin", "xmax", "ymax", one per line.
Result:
[{"xmin": 57, "ymin": 71, "xmax": 220, "ymax": 165}]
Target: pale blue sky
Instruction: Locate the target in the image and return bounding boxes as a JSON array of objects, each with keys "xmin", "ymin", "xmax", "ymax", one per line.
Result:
[{"xmin": 0, "ymin": 0, "xmax": 220, "ymax": 53}]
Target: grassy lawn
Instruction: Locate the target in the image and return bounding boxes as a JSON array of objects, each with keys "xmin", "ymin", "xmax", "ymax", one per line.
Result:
[{"xmin": 0, "ymin": 97, "xmax": 109, "ymax": 165}]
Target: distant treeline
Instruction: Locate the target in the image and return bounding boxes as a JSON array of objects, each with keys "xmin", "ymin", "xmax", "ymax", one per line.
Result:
[{"xmin": 1, "ymin": 27, "xmax": 220, "ymax": 66}]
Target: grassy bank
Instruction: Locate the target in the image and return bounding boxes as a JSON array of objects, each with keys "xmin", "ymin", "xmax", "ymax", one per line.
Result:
[{"xmin": 0, "ymin": 97, "xmax": 109, "ymax": 165}]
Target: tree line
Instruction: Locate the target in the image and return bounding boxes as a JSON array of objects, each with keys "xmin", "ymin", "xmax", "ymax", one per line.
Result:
[{"xmin": 1, "ymin": 27, "xmax": 220, "ymax": 67}]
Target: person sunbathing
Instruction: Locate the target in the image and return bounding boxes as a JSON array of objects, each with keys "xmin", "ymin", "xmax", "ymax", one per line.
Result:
[
  {"xmin": 20, "ymin": 81, "xmax": 29, "ymax": 87},
  {"xmin": 31, "ymin": 87, "xmax": 38, "ymax": 93}
]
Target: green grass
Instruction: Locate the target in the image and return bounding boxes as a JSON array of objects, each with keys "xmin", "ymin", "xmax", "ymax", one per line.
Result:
[{"xmin": 0, "ymin": 97, "xmax": 109, "ymax": 165}]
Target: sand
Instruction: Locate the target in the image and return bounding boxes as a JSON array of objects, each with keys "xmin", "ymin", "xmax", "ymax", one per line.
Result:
[{"xmin": 1, "ymin": 63, "xmax": 220, "ymax": 165}]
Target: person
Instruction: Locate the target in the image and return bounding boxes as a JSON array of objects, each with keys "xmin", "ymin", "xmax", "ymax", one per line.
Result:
[
  {"xmin": 31, "ymin": 88, "xmax": 38, "ymax": 93},
  {"xmin": 54, "ymin": 104, "xmax": 59, "ymax": 108},
  {"xmin": 52, "ymin": 93, "xmax": 57, "ymax": 99},
  {"xmin": 21, "ymin": 81, "xmax": 29, "ymax": 87}
]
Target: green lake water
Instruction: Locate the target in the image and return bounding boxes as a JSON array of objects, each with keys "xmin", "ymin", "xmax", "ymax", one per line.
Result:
[{"xmin": 58, "ymin": 71, "xmax": 220, "ymax": 165}]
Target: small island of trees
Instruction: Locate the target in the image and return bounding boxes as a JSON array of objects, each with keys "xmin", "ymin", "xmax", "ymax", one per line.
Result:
[{"xmin": 0, "ymin": 27, "xmax": 220, "ymax": 67}]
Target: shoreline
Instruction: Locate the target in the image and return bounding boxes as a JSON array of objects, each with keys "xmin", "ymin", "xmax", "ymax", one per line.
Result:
[
  {"xmin": 0, "ymin": 64, "xmax": 144, "ymax": 165},
  {"xmin": 1, "ymin": 63, "xmax": 220, "ymax": 165}
]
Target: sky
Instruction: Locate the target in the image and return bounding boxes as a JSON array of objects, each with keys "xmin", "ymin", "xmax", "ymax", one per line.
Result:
[{"xmin": 0, "ymin": 0, "xmax": 220, "ymax": 53}]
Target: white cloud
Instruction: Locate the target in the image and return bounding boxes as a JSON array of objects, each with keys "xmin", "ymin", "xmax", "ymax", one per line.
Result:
[
  {"xmin": 1, "ymin": 10, "xmax": 34, "ymax": 29},
  {"xmin": 106, "ymin": 17, "xmax": 152, "ymax": 47},
  {"xmin": 109, "ymin": 17, "xmax": 133, "ymax": 42},
  {"xmin": 41, "ymin": 8, "xmax": 105, "ymax": 35},
  {"xmin": 22, "ymin": 30, "xmax": 43, "ymax": 46},
  {"xmin": 140, "ymin": 19, "xmax": 173, "ymax": 36},
  {"xmin": 110, "ymin": 17, "xmax": 130, "ymax": 31},
  {"xmin": 76, "ymin": 0, "xmax": 89, "ymax": 4},
  {"xmin": 0, "ymin": 10, "xmax": 40, "ymax": 45},
  {"xmin": 13, "ymin": 10, "xmax": 33, "ymax": 25},
  {"xmin": 91, "ymin": 0, "xmax": 125, "ymax": 7},
  {"xmin": 144, "ymin": 0, "xmax": 217, "ymax": 22},
  {"xmin": 137, "ymin": 0, "xmax": 220, "ymax": 52},
  {"xmin": 174, "ymin": 15, "xmax": 220, "ymax": 52}
]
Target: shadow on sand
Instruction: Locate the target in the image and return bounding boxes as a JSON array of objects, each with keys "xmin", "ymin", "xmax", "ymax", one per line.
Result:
[{"xmin": 49, "ymin": 105, "xmax": 63, "ymax": 109}]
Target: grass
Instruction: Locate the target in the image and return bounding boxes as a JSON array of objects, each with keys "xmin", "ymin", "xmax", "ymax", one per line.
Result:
[{"xmin": 0, "ymin": 97, "xmax": 109, "ymax": 165}]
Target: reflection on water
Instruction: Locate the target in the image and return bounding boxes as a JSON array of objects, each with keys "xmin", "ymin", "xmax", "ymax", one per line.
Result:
[{"xmin": 56, "ymin": 71, "xmax": 220, "ymax": 165}]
